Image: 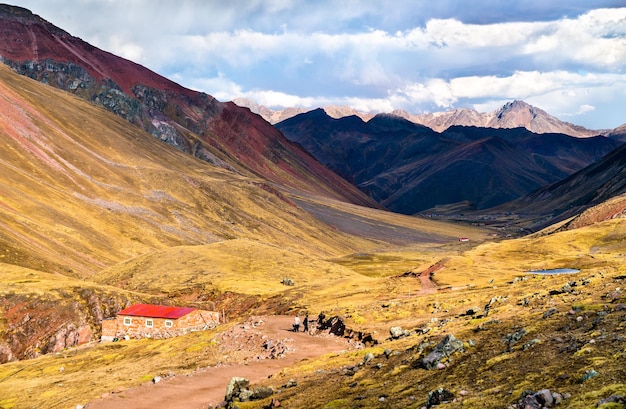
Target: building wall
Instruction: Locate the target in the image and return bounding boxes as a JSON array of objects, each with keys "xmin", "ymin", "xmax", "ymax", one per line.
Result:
[{"xmin": 101, "ymin": 309, "xmax": 220, "ymax": 341}]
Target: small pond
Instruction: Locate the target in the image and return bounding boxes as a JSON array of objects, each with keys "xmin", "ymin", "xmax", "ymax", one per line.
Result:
[{"xmin": 527, "ymin": 268, "xmax": 580, "ymax": 275}]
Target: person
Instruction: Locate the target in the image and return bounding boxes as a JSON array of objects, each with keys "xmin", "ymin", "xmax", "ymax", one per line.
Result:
[
  {"xmin": 303, "ymin": 314, "xmax": 309, "ymax": 333},
  {"xmin": 293, "ymin": 315, "xmax": 300, "ymax": 332}
]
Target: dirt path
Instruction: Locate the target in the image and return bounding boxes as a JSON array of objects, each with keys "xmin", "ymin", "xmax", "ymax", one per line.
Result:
[
  {"xmin": 398, "ymin": 260, "xmax": 444, "ymax": 295},
  {"xmin": 85, "ymin": 316, "xmax": 353, "ymax": 409},
  {"xmin": 417, "ymin": 264, "xmax": 439, "ymax": 295}
]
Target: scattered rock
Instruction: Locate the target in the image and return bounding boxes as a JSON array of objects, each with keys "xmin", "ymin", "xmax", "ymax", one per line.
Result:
[
  {"xmin": 283, "ymin": 379, "xmax": 297, "ymax": 388},
  {"xmin": 597, "ymin": 394, "xmax": 625, "ymax": 406},
  {"xmin": 511, "ymin": 389, "xmax": 568, "ymax": 408},
  {"xmin": 389, "ymin": 326, "xmax": 411, "ymax": 339},
  {"xmin": 543, "ymin": 308, "xmax": 558, "ymax": 319},
  {"xmin": 522, "ymin": 339, "xmax": 541, "ymax": 350},
  {"xmin": 362, "ymin": 352, "xmax": 375, "ymax": 365},
  {"xmin": 224, "ymin": 377, "xmax": 274, "ymax": 403},
  {"xmin": 417, "ymin": 334, "xmax": 464, "ymax": 370},
  {"xmin": 504, "ymin": 328, "xmax": 527, "ymax": 351},
  {"xmin": 281, "ymin": 278, "xmax": 294, "ymax": 286},
  {"xmin": 426, "ymin": 388, "xmax": 455, "ymax": 408}
]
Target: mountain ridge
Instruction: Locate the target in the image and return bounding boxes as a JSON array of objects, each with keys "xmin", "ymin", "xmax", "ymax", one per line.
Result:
[
  {"xmin": 276, "ymin": 109, "xmax": 622, "ymax": 214},
  {"xmin": 234, "ymin": 97, "xmax": 621, "ymax": 138},
  {"xmin": 0, "ymin": 4, "xmax": 377, "ymax": 209}
]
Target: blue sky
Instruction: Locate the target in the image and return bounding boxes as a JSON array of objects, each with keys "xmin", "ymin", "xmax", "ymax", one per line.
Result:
[{"xmin": 14, "ymin": 0, "xmax": 626, "ymax": 129}]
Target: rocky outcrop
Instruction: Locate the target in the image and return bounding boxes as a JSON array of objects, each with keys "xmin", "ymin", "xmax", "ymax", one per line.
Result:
[
  {"xmin": 224, "ymin": 377, "xmax": 274, "ymax": 405},
  {"xmin": 415, "ymin": 334, "xmax": 464, "ymax": 370},
  {"xmin": 0, "ymin": 289, "xmax": 142, "ymax": 363}
]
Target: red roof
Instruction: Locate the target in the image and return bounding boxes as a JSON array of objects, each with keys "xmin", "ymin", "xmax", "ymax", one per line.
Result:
[{"xmin": 117, "ymin": 304, "xmax": 196, "ymax": 319}]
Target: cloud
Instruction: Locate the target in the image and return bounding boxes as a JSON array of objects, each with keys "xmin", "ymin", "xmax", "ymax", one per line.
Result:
[
  {"xmin": 15, "ymin": 1, "xmax": 626, "ymax": 128},
  {"xmin": 577, "ymin": 104, "xmax": 595, "ymax": 115}
]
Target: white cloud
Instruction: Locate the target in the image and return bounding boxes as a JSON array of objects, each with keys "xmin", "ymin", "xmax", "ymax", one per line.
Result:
[
  {"xmin": 577, "ymin": 104, "xmax": 595, "ymax": 115},
  {"xmin": 15, "ymin": 1, "xmax": 626, "ymax": 128},
  {"xmin": 106, "ymin": 35, "xmax": 145, "ymax": 63}
]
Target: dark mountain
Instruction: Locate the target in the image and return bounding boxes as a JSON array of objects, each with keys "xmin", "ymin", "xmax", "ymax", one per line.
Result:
[
  {"xmin": 277, "ymin": 110, "xmax": 622, "ymax": 214},
  {"xmin": 0, "ymin": 4, "xmax": 377, "ymax": 208},
  {"xmin": 498, "ymin": 142, "xmax": 626, "ymax": 231}
]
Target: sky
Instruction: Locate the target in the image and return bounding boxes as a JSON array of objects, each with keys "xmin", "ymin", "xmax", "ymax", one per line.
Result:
[{"xmin": 13, "ymin": 0, "xmax": 626, "ymax": 129}]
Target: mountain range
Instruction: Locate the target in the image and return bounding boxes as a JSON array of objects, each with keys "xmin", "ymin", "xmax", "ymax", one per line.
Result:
[
  {"xmin": 276, "ymin": 109, "xmax": 622, "ymax": 214},
  {"xmin": 235, "ymin": 97, "xmax": 625, "ymax": 139}
]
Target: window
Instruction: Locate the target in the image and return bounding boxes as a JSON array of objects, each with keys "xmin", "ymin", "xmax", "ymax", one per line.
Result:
[
  {"xmin": 164, "ymin": 320, "xmax": 173, "ymax": 328},
  {"xmin": 123, "ymin": 317, "xmax": 132, "ymax": 326},
  {"xmin": 146, "ymin": 319, "xmax": 154, "ymax": 328}
]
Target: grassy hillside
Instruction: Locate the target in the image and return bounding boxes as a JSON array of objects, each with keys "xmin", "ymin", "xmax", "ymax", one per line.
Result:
[
  {"xmin": 233, "ymin": 217, "xmax": 626, "ymax": 409},
  {"xmin": 1, "ymin": 58, "xmax": 624, "ymax": 409},
  {"xmin": 0, "ymin": 216, "xmax": 624, "ymax": 408}
]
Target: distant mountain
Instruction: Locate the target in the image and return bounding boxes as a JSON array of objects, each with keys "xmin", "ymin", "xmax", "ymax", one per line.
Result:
[
  {"xmin": 234, "ymin": 98, "xmax": 376, "ymax": 124},
  {"xmin": 606, "ymin": 123, "xmax": 626, "ymax": 142},
  {"xmin": 0, "ymin": 4, "xmax": 376, "ymax": 208},
  {"xmin": 235, "ymin": 98, "xmax": 607, "ymax": 138},
  {"xmin": 406, "ymin": 101, "xmax": 602, "ymax": 137},
  {"xmin": 232, "ymin": 98, "xmax": 310, "ymax": 124},
  {"xmin": 276, "ymin": 109, "xmax": 622, "ymax": 214}
]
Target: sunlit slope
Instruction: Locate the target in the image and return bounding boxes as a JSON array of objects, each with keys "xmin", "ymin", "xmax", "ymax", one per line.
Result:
[
  {"xmin": 435, "ymin": 216, "xmax": 626, "ymax": 288},
  {"xmin": 0, "ymin": 64, "xmax": 491, "ymax": 279},
  {"xmin": 92, "ymin": 239, "xmax": 386, "ymax": 312},
  {"xmin": 0, "ymin": 65, "xmax": 372, "ymax": 276}
]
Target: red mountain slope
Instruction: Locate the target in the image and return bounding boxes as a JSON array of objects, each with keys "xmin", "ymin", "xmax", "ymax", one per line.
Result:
[{"xmin": 0, "ymin": 4, "xmax": 376, "ymax": 207}]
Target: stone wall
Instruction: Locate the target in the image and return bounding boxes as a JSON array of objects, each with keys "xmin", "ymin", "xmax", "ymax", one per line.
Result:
[{"xmin": 101, "ymin": 309, "xmax": 220, "ymax": 341}]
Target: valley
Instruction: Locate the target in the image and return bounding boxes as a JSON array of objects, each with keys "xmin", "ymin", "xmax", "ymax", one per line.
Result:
[{"xmin": 0, "ymin": 4, "xmax": 625, "ymax": 409}]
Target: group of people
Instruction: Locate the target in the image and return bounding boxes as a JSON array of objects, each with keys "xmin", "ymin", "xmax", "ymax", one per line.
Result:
[{"xmin": 292, "ymin": 313, "xmax": 310, "ymax": 333}]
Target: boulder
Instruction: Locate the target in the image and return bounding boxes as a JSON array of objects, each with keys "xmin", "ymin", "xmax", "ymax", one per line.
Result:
[
  {"xmin": 426, "ymin": 388, "xmax": 454, "ymax": 407},
  {"xmin": 389, "ymin": 326, "xmax": 404, "ymax": 339},
  {"xmin": 419, "ymin": 334, "xmax": 464, "ymax": 370},
  {"xmin": 252, "ymin": 387, "xmax": 274, "ymax": 400},
  {"xmin": 362, "ymin": 352, "xmax": 375, "ymax": 365},
  {"xmin": 511, "ymin": 389, "xmax": 569, "ymax": 408},
  {"xmin": 225, "ymin": 377, "xmax": 273, "ymax": 403},
  {"xmin": 225, "ymin": 377, "xmax": 250, "ymax": 402}
]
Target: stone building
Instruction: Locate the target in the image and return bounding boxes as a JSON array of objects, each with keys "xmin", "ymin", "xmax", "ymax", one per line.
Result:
[{"xmin": 101, "ymin": 303, "xmax": 220, "ymax": 341}]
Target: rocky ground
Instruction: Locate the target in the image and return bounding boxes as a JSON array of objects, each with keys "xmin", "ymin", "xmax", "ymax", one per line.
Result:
[{"xmin": 84, "ymin": 316, "xmax": 355, "ymax": 409}]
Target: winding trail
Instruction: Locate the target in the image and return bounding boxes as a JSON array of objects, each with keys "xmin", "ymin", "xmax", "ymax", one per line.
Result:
[
  {"xmin": 417, "ymin": 260, "xmax": 444, "ymax": 295},
  {"xmin": 85, "ymin": 316, "xmax": 353, "ymax": 409},
  {"xmin": 398, "ymin": 259, "xmax": 445, "ymax": 295}
]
